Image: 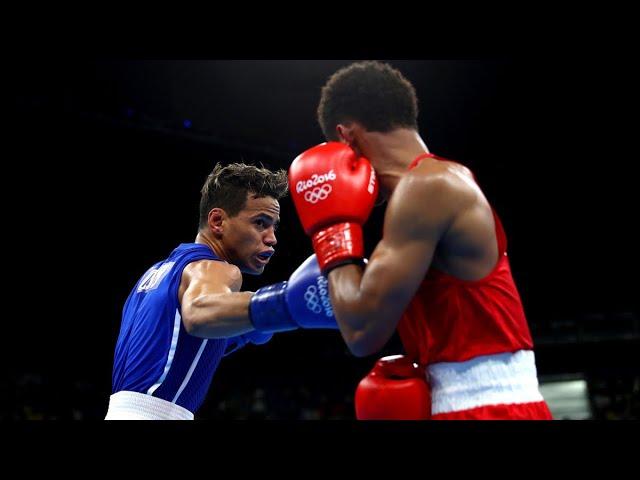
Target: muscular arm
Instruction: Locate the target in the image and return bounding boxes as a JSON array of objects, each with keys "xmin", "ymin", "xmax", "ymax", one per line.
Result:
[
  {"xmin": 329, "ymin": 173, "xmax": 461, "ymax": 357},
  {"xmin": 180, "ymin": 260, "xmax": 255, "ymax": 338}
]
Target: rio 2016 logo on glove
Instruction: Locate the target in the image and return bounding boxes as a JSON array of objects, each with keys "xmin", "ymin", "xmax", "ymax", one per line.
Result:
[
  {"xmin": 303, "ymin": 276, "xmax": 334, "ymax": 317},
  {"xmin": 295, "ymin": 169, "xmax": 337, "ymax": 193}
]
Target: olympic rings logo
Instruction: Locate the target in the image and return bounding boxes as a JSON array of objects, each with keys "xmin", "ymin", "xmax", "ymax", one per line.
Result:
[
  {"xmin": 304, "ymin": 286, "xmax": 322, "ymax": 313},
  {"xmin": 304, "ymin": 276, "xmax": 334, "ymax": 317},
  {"xmin": 303, "ymin": 184, "xmax": 332, "ymax": 204}
]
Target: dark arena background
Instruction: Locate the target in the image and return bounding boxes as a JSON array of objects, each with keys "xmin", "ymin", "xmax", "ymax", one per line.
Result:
[{"xmin": 6, "ymin": 59, "xmax": 638, "ymax": 420}]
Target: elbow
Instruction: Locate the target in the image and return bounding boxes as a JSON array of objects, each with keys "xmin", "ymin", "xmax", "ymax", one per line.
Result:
[
  {"xmin": 348, "ymin": 344, "xmax": 374, "ymax": 358},
  {"xmin": 181, "ymin": 294, "xmax": 228, "ymax": 337},
  {"xmin": 348, "ymin": 343, "xmax": 379, "ymax": 358},
  {"xmin": 181, "ymin": 295, "xmax": 242, "ymax": 338},
  {"xmin": 344, "ymin": 330, "xmax": 382, "ymax": 358},
  {"xmin": 336, "ymin": 302, "xmax": 388, "ymax": 358},
  {"xmin": 181, "ymin": 301, "xmax": 211, "ymax": 337},
  {"xmin": 181, "ymin": 312, "xmax": 200, "ymax": 336}
]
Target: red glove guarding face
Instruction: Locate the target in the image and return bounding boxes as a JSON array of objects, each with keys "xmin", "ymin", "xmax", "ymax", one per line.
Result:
[{"xmin": 288, "ymin": 142, "xmax": 378, "ymax": 273}]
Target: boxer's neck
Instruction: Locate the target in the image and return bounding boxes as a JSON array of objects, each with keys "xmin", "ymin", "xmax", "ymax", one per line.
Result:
[{"xmin": 363, "ymin": 129, "xmax": 429, "ymax": 194}]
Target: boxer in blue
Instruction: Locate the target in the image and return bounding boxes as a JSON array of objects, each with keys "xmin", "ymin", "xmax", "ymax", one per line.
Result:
[{"xmin": 106, "ymin": 162, "xmax": 337, "ymax": 420}]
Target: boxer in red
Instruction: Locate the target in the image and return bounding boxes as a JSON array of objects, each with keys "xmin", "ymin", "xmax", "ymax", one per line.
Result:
[{"xmin": 288, "ymin": 61, "xmax": 552, "ymax": 420}]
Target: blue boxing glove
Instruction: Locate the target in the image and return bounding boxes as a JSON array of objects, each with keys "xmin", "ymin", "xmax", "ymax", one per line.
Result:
[
  {"xmin": 249, "ymin": 254, "xmax": 337, "ymax": 333},
  {"xmin": 223, "ymin": 330, "xmax": 273, "ymax": 357}
]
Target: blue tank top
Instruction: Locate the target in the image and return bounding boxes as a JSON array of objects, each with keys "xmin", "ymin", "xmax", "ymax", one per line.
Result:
[{"xmin": 111, "ymin": 243, "xmax": 228, "ymax": 413}]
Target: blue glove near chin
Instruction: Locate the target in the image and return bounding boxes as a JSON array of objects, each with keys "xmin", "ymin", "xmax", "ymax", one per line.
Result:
[{"xmin": 249, "ymin": 254, "xmax": 338, "ymax": 333}]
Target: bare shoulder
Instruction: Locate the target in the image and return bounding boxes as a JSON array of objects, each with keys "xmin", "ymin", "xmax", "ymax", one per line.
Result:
[
  {"xmin": 182, "ymin": 259, "xmax": 243, "ymax": 291},
  {"xmin": 410, "ymin": 157, "xmax": 475, "ymax": 189},
  {"xmin": 391, "ymin": 159, "xmax": 477, "ymax": 220}
]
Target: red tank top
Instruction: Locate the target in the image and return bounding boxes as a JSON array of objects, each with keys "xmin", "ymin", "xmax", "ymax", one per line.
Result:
[{"xmin": 397, "ymin": 153, "xmax": 533, "ymax": 366}]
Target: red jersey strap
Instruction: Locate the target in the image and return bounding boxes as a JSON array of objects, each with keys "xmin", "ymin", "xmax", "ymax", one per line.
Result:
[
  {"xmin": 408, "ymin": 152, "xmax": 507, "ymax": 256},
  {"xmin": 408, "ymin": 152, "xmax": 437, "ymax": 171},
  {"xmin": 491, "ymin": 209, "xmax": 507, "ymax": 256}
]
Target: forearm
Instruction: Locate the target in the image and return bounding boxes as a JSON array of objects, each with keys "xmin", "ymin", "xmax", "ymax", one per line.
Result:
[
  {"xmin": 183, "ymin": 291, "xmax": 255, "ymax": 338},
  {"xmin": 328, "ymin": 264, "xmax": 391, "ymax": 356},
  {"xmin": 328, "ymin": 264, "xmax": 371, "ymax": 330}
]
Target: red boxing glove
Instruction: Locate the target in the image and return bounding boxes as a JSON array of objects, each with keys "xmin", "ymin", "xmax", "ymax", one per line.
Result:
[
  {"xmin": 288, "ymin": 142, "xmax": 378, "ymax": 273},
  {"xmin": 355, "ymin": 355, "xmax": 431, "ymax": 420}
]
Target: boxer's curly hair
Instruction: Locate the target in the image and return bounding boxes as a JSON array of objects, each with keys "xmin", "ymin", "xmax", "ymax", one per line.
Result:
[
  {"xmin": 317, "ymin": 61, "xmax": 419, "ymax": 141},
  {"xmin": 199, "ymin": 163, "xmax": 288, "ymax": 228}
]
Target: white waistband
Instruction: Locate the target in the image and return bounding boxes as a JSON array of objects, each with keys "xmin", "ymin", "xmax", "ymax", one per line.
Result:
[
  {"xmin": 427, "ymin": 350, "xmax": 544, "ymax": 415},
  {"xmin": 104, "ymin": 391, "xmax": 194, "ymax": 420}
]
